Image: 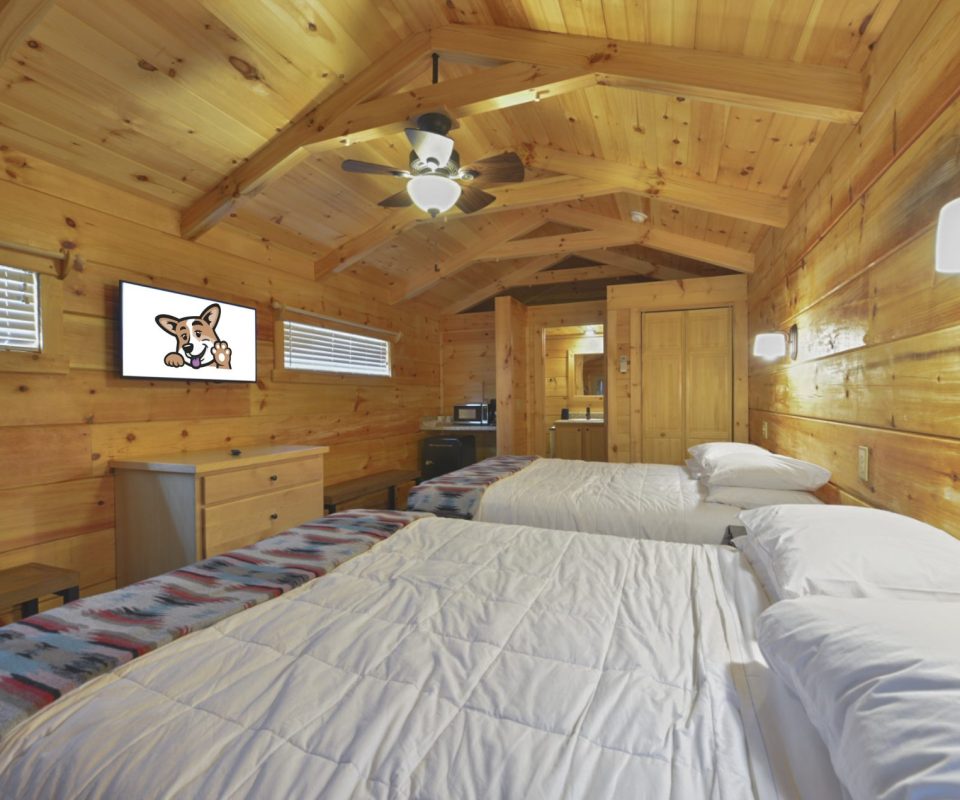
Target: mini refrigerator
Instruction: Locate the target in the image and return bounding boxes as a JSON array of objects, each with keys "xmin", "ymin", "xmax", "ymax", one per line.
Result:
[{"xmin": 421, "ymin": 436, "xmax": 477, "ymax": 479}]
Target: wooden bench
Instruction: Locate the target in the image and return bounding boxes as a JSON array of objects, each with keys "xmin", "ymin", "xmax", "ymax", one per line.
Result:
[
  {"xmin": 0, "ymin": 563, "xmax": 80, "ymax": 619},
  {"xmin": 323, "ymin": 469, "xmax": 420, "ymax": 514}
]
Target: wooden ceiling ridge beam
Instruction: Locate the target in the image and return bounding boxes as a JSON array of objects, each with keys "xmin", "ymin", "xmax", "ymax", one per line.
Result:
[
  {"xmin": 180, "ymin": 32, "xmax": 433, "ymax": 241},
  {"xmin": 431, "ymin": 24, "xmax": 864, "ymax": 124},
  {"xmin": 0, "ymin": 0, "xmax": 55, "ymax": 67},
  {"xmin": 528, "ymin": 145, "xmax": 789, "ymax": 228}
]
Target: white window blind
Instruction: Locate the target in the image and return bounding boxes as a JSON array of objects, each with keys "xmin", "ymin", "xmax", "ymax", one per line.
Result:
[
  {"xmin": 283, "ymin": 320, "xmax": 391, "ymax": 377},
  {"xmin": 0, "ymin": 264, "xmax": 41, "ymax": 352}
]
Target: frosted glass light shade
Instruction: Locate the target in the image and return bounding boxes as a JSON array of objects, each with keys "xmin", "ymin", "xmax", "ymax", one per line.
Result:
[
  {"xmin": 936, "ymin": 198, "xmax": 960, "ymax": 274},
  {"xmin": 753, "ymin": 332, "xmax": 787, "ymax": 359},
  {"xmin": 407, "ymin": 175, "xmax": 461, "ymax": 217}
]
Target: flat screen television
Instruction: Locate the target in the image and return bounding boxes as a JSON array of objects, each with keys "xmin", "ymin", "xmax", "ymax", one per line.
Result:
[{"xmin": 119, "ymin": 281, "xmax": 257, "ymax": 382}]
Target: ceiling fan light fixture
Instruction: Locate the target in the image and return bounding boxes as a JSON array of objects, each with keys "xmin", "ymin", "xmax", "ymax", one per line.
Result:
[{"xmin": 408, "ymin": 174, "xmax": 461, "ymax": 217}]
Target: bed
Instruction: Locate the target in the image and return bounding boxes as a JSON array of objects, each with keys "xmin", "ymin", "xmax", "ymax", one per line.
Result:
[
  {"xmin": 0, "ymin": 514, "xmax": 844, "ymax": 799},
  {"xmin": 408, "ymin": 456, "xmax": 743, "ymax": 544}
]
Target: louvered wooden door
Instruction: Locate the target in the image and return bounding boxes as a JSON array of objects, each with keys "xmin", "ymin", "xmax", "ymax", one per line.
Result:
[{"xmin": 641, "ymin": 308, "xmax": 732, "ymax": 464}]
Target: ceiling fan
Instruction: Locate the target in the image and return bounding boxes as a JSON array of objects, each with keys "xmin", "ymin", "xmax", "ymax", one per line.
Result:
[{"xmin": 340, "ymin": 55, "xmax": 525, "ymax": 217}]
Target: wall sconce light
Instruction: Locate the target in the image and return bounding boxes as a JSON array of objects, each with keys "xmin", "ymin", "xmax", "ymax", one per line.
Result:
[
  {"xmin": 753, "ymin": 332, "xmax": 787, "ymax": 360},
  {"xmin": 753, "ymin": 324, "xmax": 799, "ymax": 361},
  {"xmin": 936, "ymin": 198, "xmax": 960, "ymax": 274},
  {"xmin": 787, "ymin": 323, "xmax": 799, "ymax": 360}
]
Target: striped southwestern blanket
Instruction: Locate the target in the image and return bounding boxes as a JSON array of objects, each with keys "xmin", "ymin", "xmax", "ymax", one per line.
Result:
[
  {"xmin": 0, "ymin": 509, "xmax": 430, "ymax": 738},
  {"xmin": 406, "ymin": 455, "xmax": 538, "ymax": 519}
]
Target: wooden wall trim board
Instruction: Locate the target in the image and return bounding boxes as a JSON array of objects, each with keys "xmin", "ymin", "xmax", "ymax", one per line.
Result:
[
  {"xmin": 748, "ymin": 0, "xmax": 960, "ymax": 537},
  {"xmin": 0, "ymin": 149, "xmax": 442, "ymax": 618}
]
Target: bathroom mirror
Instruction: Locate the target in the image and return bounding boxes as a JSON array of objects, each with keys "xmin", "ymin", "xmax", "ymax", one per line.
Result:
[{"xmin": 571, "ymin": 352, "xmax": 605, "ymax": 398}]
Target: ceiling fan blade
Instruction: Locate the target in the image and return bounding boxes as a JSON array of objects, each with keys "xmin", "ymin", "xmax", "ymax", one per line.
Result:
[
  {"xmin": 405, "ymin": 128, "xmax": 454, "ymax": 168},
  {"xmin": 341, "ymin": 159, "xmax": 409, "ymax": 177},
  {"xmin": 467, "ymin": 152, "xmax": 525, "ymax": 186},
  {"xmin": 455, "ymin": 185, "xmax": 496, "ymax": 215},
  {"xmin": 378, "ymin": 189, "xmax": 413, "ymax": 208}
]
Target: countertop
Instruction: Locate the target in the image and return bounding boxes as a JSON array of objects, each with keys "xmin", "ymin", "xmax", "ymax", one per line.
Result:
[
  {"xmin": 421, "ymin": 421, "xmax": 497, "ymax": 432},
  {"xmin": 553, "ymin": 419, "xmax": 605, "ymax": 426}
]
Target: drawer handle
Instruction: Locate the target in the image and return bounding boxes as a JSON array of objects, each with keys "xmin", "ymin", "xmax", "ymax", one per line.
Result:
[
  {"xmin": 270, "ymin": 512, "xmax": 279, "ymax": 521},
  {"xmin": 270, "ymin": 474, "xmax": 278, "ymax": 481}
]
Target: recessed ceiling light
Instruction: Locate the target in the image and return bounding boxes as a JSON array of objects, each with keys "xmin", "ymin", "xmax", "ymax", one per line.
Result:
[{"xmin": 630, "ymin": 210, "xmax": 648, "ymax": 223}]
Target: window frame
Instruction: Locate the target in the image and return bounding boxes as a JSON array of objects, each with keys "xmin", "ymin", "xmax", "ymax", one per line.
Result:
[
  {"xmin": 0, "ymin": 258, "xmax": 67, "ymax": 375},
  {"xmin": 272, "ymin": 311, "xmax": 394, "ymax": 384}
]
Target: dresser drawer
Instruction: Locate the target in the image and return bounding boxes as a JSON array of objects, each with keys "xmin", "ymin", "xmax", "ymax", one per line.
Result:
[
  {"xmin": 202, "ymin": 479, "xmax": 325, "ymax": 557},
  {"xmin": 203, "ymin": 458, "xmax": 324, "ymax": 506}
]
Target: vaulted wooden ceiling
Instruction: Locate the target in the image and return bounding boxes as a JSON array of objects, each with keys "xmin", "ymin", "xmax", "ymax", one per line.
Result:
[{"xmin": 0, "ymin": 0, "xmax": 902, "ymax": 312}]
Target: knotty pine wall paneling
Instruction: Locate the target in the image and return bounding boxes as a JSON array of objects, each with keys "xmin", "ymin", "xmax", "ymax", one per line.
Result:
[
  {"xmin": 0, "ymin": 150, "xmax": 442, "ymax": 620},
  {"xmin": 441, "ymin": 312, "xmax": 495, "ymax": 408},
  {"xmin": 747, "ymin": 0, "xmax": 960, "ymax": 536}
]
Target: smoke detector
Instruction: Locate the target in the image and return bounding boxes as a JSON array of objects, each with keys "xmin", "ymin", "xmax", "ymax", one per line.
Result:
[{"xmin": 630, "ymin": 210, "xmax": 648, "ymax": 223}]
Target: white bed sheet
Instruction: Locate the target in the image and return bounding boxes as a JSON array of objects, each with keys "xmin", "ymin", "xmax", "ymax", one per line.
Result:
[
  {"xmin": 478, "ymin": 458, "xmax": 741, "ymax": 544},
  {"xmin": 0, "ymin": 518, "xmax": 840, "ymax": 799}
]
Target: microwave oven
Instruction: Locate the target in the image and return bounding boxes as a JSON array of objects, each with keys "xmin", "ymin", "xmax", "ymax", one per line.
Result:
[{"xmin": 453, "ymin": 403, "xmax": 489, "ymax": 425}]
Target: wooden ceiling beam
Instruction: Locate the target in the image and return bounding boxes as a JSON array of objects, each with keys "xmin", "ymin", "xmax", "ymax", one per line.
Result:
[
  {"xmin": 312, "ymin": 176, "xmax": 611, "ymax": 278},
  {"xmin": 528, "ymin": 145, "xmax": 789, "ymax": 228},
  {"xmin": 431, "ymin": 24, "xmax": 864, "ymax": 124},
  {"xmin": 506, "ymin": 264, "xmax": 639, "ymax": 287},
  {"xmin": 391, "ymin": 209, "xmax": 550, "ymax": 304},
  {"xmin": 305, "ymin": 62, "xmax": 595, "ymax": 154},
  {"xmin": 315, "ymin": 206, "xmax": 423, "ymax": 280},
  {"xmin": 576, "ymin": 248, "xmax": 709, "ymax": 281},
  {"xmin": 0, "ymin": 0, "xmax": 54, "ymax": 67},
  {"xmin": 443, "ymin": 254, "xmax": 563, "ymax": 315},
  {"xmin": 180, "ymin": 32, "xmax": 432, "ymax": 240},
  {"xmin": 478, "ymin": 224, "xmax": 753, "ymax": 273},
  {"xmin": 546, "ymin": 206, "xmax": 754, "ymax": 272}
]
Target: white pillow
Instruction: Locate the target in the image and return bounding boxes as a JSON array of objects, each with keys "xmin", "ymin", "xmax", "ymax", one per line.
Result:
[
  {"xmin": 759, "ymin": 597, "xmax": 960, "ymax": 800},
  {"xmin": 687, "ymin": 441, "xmax": 766, "ymax": 472},
  {"xmin": 683, "ymin": 458, "xmax": 703, "ymax": 478},
  {"xmin": 738, "ymin": 504, "xmax": 960, "ymax": 601},
  {"xmin": 733, "ymin": 535, "xmax": 783, "ymax": 601},
  {"xmin": 705, "ymin": 485, "xmax": 823, "ymax": 509},
  {"xmin": 703, "ymin": 452, "xmax": 830, "ymax": 491}
]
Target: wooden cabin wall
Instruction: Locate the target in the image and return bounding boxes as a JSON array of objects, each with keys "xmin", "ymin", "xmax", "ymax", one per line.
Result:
[
  {"xmin": 0, "ymin": 150, "xmax": 442, "ymax": 620},
  {"xmin": 747, "ymin": 0, "xmax": 960, "ymax": 536},
  {"xmin": 441, "ymin": 312, "xmax": 495, "ymax": 408}
]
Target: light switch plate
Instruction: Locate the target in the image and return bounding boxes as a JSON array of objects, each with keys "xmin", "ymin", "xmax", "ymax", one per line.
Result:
[
  {"xmin": 761, "ymin": 421, "xmax": 769, "ymax": 439},
  {"xmin": 857, "ymin": 445, "xmax": 870, "ymax": 482},
  {"xmin": 618, "ymin": 355, "xmax": 629, "ymax": 374}
]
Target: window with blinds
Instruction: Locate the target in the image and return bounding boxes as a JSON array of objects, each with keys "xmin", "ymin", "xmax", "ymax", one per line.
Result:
[
  {"xmin": 0, "ymin": 265, "xmax": 41, "ymax": 352},
  {"xmin": 282, "ymin": 320, "xmax": 391, "ymax": 377}
]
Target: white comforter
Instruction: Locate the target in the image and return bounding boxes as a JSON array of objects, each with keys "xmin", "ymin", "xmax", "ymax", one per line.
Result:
[
  {"xmin": 0, "ymin": 518, "xmax": 766, "ymax": 799},
  {"xmin": 478, "ymin": 459, "xmax": 741, "ymax": 544}
]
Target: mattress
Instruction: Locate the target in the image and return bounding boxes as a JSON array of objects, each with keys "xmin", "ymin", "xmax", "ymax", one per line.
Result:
[
  {"xmin": 478, "ymin": 458, "xmax": 741, "ymax": 544},
  {"xmin": 0, "ymin": 517, "xmax": 841, "ymax": 799}
]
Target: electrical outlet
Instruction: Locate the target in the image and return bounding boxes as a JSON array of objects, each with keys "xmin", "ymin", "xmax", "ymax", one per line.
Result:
[
  {"xmin": 857, "ymin": 446, "xmax": 870, "ymax": 482},
  {"xmin": 761, "ymin": 421, "xmax": 769, "ymax": 439}
]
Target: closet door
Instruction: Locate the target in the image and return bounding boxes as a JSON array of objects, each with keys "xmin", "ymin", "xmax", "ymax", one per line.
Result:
[
  {"xmin": 684, "ymin": 308, "xmax": 733, "ymax": 448},
  {"xmin": 641, "ymin": 311, "xmax": 685, "ymax": 464}
]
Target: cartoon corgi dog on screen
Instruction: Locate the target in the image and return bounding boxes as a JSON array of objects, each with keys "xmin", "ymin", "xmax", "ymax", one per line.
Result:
[{"xmin": 155, "ymin": 303, "xmax": 232, "ymax": 370}]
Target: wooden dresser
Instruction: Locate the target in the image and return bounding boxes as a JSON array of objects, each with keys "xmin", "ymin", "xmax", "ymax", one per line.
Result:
[{"xmin": 112, "ymin": 445, "xmax": 328, "ymax": 586}]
